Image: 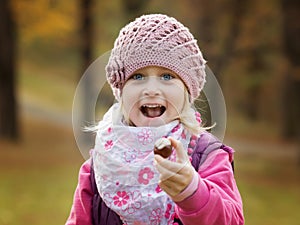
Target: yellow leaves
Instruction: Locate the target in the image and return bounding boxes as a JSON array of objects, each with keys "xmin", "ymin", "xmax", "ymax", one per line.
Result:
[{"xmin": 11, "ymin": 0, "xmax": 78, "ymax": 45}]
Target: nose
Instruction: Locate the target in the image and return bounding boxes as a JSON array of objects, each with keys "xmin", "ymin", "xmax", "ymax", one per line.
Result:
[{"xmin": 142, "ymin": 77, "xmax": 162, "ymax": 96}]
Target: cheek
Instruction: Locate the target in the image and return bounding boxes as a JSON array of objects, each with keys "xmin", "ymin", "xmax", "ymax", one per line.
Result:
[
  {"xmin": 168, "ymin": 86, "xmax": 186, "ymax": 111},
  {"xmin": 121, "ymin": 88, "xmax": 140, "ymax": 117},
  {"xmin": 169, "ymin": 97, "xmax": 185, "ymax": 114},
  {"xmin": 122, "ymin": 98, "xmax": 136, "ymax": 118},
  {"xmin": 122, "ymin": 85, "xmax": 134, "ymax": 103}
]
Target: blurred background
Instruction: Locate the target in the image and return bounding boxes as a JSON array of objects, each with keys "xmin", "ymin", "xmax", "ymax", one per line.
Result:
[{"xmin": 0, "ymin": 0, "xmax": 299, "ymax": 224}]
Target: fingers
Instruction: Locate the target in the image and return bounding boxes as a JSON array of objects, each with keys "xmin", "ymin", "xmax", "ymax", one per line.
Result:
[
  {"xmin": 154, "ymin": 154, "xmax": 190, "ymax": 176},
  {"xmin": 154, "ymin": 155, "xmax": 188, "ymax": 177},
  {"xmin": 154, "ymin": 137, "xmax": 194, "ymax": 197},
  {"xmin": 167, "ymin": 137, "xmax": 189, "ymax": 163},
  {"xmin": 154, "ymin": 137, "xmax": 192, "ymax": 180},
  {"xmin": 154, "ymin": 154, "xmax": 194, "ymax": 197},
  {"xmin": 157, "ymin": 180, "xmax": 181, "ymax": 197}
]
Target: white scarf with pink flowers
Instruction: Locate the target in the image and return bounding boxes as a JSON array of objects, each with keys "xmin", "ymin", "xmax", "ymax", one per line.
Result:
[{"xmin": 92, "ymin": 103, "xmax": 190, "ymax": 225}]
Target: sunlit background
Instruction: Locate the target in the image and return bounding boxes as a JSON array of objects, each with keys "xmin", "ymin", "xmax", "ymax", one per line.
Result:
[{"xmin": 0, "ymin": 0, "xmax": 299, "ymax": 224}]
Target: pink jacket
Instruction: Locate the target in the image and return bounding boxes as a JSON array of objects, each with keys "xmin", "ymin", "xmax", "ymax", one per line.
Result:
[{"xmin": 66, "ymin": 149, "xmax": 244, "ymax": 225}]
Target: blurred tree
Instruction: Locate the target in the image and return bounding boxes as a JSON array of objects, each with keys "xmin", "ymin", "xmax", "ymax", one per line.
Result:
[
  {"xmin": 243, "ymin": 49, "xmax": 266, "ymax": 120},
  {"xmin": 189, "ymin": 0, "xmax": 246, "ymax": 82},
  {"xmin": 281, "ymin": 0, "xmax": 300, "ymax": 139},
  {"xmin": 0, "ymin": 0, "xmax": 19, "ymax": 140},
  {"xmin": 122, "ymin": 0, "xmax": 147, "ymax": 19},
  {"xmin": 189, "ymin": 0, "xmax": 246, "ymax": 126},
  {"xmin": 214, "ymin": 0, "xmax": 247, "ymax": 84},
  {"xmin": 80, "ymin": 0, "xmax": 93, "ymax": 72},
  {"xmin": 235, "ymin": 0, "xmax": 280, "ymax": 121},
  {"xmin": 78, "ymin": 0, "xmax": 94, "ymax": 146}
]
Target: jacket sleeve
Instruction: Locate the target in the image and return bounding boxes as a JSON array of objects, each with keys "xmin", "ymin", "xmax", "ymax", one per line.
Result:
[
  {"xmin": 65, "ymin": 159, "xmax": 93, "ymax": 225},
  {"xmin": 175, "ymin": 150, "xmax": 244, "ymax": 225}
]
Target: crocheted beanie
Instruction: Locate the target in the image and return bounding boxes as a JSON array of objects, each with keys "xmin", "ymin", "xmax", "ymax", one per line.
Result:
[{"xmin": 106, "ymin": 14, "xmax": 207, "ymax": 102}]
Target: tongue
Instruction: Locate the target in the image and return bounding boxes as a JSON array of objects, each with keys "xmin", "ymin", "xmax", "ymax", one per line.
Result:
[{"xmin": 145, "ymin": 107, "xmax": 162, "ymax": 118}]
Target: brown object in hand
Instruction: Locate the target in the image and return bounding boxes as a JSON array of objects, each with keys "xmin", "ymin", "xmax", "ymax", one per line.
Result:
[{"xmin": 154, "ymin": 138, "xmax": 172, "ymax": 158}]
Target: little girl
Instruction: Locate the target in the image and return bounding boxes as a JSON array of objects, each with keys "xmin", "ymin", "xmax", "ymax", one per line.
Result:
[{"xmin": 66, "ymin": 14, "xmax": 244, "ymax": 225}]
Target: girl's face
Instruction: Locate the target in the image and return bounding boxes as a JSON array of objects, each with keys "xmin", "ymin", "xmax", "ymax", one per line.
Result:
[{"xmin": 122, "ymin": 66, "xmax": 187, "ymax": 127}]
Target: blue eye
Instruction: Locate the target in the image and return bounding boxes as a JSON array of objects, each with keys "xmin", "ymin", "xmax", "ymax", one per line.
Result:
[
  {"xmin": 161, "ymin": 73, "xmax": 174, "ymax": 80},
  {"xmin": 131, "ymin": 74, "xmax": 144, "ymax": 80}
]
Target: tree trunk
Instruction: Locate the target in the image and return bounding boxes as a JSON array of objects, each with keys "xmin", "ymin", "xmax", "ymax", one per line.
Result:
[
  {"xmin": 80, "ymin": 0, "xmax": 93, "ymax": 73},
  {"xmin": 213, "ymin": 0, "xmax": 247, "ymax": 83},
  {"xmin": 281, "ymin": 0, "xmax": 300, "ymax": 139},
  {"xmin": 79, "ymin": 0, "xmax": 94, "ymax": 147},
  {"xmin": 281, "ymin": 0, "xmax": 300, "ymax": 165},
  {"xmin": 0, "ymin": 0, "xmax": 19, "ymax": 140}
]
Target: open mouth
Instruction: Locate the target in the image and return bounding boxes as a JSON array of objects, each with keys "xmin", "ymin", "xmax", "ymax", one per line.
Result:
[{"xmin": 140, "ymin": 104, "xmax": 166, "ymax": 118}]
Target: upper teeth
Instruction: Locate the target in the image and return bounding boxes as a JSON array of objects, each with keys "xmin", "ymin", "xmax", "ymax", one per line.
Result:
[{"xmin": 143, "ymin": 104, "xmax": 162, "ymax": 108}]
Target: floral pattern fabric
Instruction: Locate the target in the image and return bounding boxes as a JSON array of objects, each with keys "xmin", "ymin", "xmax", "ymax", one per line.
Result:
[{"xmin": 93, "ymin": 103, "xmax": 191, "ymax": 225}]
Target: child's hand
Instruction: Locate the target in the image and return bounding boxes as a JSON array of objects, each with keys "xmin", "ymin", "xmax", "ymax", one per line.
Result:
[{"xmin": 154, "ymin": 137, "xmax": 195, "ymax": 198}]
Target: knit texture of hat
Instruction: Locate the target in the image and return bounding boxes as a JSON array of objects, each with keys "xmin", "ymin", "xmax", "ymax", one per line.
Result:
[{"xmin": 106, "ymin": 14, "xmax": 207, "ymax": 102}]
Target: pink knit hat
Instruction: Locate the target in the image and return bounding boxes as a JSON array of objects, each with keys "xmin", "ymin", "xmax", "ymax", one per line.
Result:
[{"xmin": 106, "ymin": 14, "xmax": 207, "ymax": 102}]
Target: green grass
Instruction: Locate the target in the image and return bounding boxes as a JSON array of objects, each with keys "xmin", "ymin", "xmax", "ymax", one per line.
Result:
[
  {"xmin": 236, "ymin": 156, "xmax": 300, "ymax": 225},
  {"xmin": 0, "ymin": 168, "xmax": 77, "ymax": 225},
  {"xmin": 0, "ymin": 116, "xmax": 83, "ymax": 225},
  {"xmin": 239, "ymin": 182, "xmax": 300, "ymax": 225}
]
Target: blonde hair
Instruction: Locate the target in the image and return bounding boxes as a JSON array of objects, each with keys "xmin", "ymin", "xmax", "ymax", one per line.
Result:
[{"xmin": 180, "ymin": 91, "xmax": 204, "ymax": 135}]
